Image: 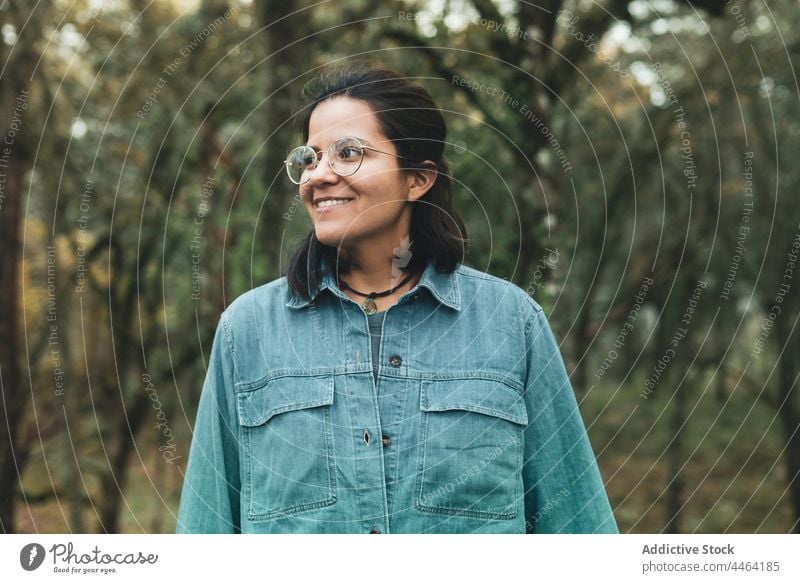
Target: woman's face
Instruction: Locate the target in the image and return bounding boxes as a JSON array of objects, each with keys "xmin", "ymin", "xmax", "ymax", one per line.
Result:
[{"xmin": 301, "ymin": 97, "xmax": 418, "ymax": 252}]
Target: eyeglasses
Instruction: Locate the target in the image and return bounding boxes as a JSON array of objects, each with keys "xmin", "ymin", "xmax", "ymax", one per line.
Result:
[{"xmin": 284, "ymin": 136, "xmax": 407, "ymax": 185}]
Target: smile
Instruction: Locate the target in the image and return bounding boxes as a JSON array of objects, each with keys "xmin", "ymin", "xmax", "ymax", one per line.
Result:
[{"xmin": 316, "ymin": 198, "xmax": 354, "ymax": 210}]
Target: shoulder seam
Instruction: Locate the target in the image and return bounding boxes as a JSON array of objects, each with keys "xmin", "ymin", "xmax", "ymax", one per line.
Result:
[
  {"xmin": 457, "ymin": 264, "xmax": 545, "ymax": 316},
  {"xmin": 225, "ymin": 276, "xmax": 288, "ymax": 312},
  {"xmin": 457, "ymin": 264, "xmax": 505, "ymax": 283},
  {"xmin": 522, "ymin": 291, "xmax": 544, "ymax": 314},
  {"xmin": 219, "ymin": 311, "xmax": 235, "ymax": 357}
]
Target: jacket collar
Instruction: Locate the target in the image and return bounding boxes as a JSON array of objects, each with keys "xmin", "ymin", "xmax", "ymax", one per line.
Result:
[{"xmin": 286, "ymin": 258, "xmax": 461, "ymax": 311}]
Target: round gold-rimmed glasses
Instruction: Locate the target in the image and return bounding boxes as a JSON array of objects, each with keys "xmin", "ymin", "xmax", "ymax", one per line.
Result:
[{"xmin": 284, "ymin": 136, "xmax": 407, "ymax": 185}]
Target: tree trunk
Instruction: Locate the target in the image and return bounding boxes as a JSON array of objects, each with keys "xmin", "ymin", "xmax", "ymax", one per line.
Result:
[
  {"xmin": 0, "ymin": 0, "xmax": 44, "ymax": 534},
  {"xmin": 0, "ymin": 151, "xmax": 26, "ymax": 534},
  {"xmin": 96, "ymin": 392, "xmax": 150, "ymax": 533},
  {"xmin": 775, "ymin": 308, "xmax": 800, "ymax": 533},
  {"xmin": 257, "ymin": 0, "xmax": 308, "ymax": 276},
  {"xmin": 664, "ymin": 372, "xmax": 687, "ymax": 533}
]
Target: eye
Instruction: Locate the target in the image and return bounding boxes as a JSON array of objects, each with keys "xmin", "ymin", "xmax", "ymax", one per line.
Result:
[
  {"xmin": 337, "ymin": 146, "xmax": 361, "ymax": 161},
  {"xmin": 290, "ymin": 146, "xmax": 317, "ymax": 168},
  {"xmin": 333, "ymin": 137, "xmax": 364, "ymax": 162}
]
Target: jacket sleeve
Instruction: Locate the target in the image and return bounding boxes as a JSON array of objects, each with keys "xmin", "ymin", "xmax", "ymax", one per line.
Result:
[
  {"xmin": 176, "ymin": 312, "xmax": 242, "ymax": 533},
  {"xmin": 521, "ymin": 305, "xmax": 618, "ymax": 533}
]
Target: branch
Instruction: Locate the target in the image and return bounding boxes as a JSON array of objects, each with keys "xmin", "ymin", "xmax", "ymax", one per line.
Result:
[
  {"xmin": 17, "ymin": 490, "xmax": 91, "ymax": 505},
  {"xmin": 383, "ymin": 27, "xmax": 512, "ymax": 151},
  {"xmin": 679, "ymin": 0, "xmax": 727, "ymax": 16},
  {"xmin": 547, "ymin": 0, "xmax": 631, "ymax": 96},
  {"xmin": 520, "ymin": 0, "xmax": 563, "ymax": 58}
]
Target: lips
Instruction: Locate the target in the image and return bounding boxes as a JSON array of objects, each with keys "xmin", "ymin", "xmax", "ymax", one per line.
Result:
[{"xmin": 314, "ymin": 197, "xmax": 355, "ymax": 210}]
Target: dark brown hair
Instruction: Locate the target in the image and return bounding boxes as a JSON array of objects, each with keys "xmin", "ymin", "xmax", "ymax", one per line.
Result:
[{"xmin": 285, "ymin": 61, "xmax": 468, "ymax": 300}]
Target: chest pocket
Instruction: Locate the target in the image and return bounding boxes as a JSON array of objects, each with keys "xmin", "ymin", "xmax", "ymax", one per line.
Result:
[
  {"xmin": 236, "ymin": 374, "xmax": 337, "ymax": 521},
  {"xmin": 416, "ymin": 378, "xmax": 528, "ymax": 520}
]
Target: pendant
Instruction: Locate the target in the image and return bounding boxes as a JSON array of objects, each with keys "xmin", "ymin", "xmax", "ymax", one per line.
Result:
[{"xmin": 361, "ymin": 297, "xmax": 377, "ymax": 315}]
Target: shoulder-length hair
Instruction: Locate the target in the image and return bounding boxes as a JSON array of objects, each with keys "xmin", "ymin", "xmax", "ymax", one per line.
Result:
[{"xmin": 285, "ymin": 61, "xmax": 468, "ymax": 301}]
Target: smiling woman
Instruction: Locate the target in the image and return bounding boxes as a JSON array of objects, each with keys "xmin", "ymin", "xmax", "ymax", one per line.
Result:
[{"xmin": 175, "ymin": 62, "xmax": 618, "ymax": 534}]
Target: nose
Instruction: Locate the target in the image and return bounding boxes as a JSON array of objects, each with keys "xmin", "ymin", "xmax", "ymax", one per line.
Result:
[{"xmin": 305, "ymin": 150, "xmax": 340, "ymax": 190}]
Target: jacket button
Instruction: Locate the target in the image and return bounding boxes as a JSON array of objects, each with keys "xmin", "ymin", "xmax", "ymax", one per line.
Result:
[
  {"xmin": 389, "ymin": 355, "xmax": 402, "ymax": 367},
  {"xmin": 381, "ymin": 434, "xmax": 391, "ymax": 447},
  {"xmin": 370, "ymin": 527, "xmax": 381, "ymax": 534}
]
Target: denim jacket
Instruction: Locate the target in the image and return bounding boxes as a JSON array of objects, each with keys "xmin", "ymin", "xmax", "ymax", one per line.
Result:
[{"xmin": 176, "ymin": 259, "xmax": 618, "ymax": 534}]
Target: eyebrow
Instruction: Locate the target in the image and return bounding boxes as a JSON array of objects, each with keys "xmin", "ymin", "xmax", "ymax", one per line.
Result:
[{"xmin": 305, "ymin": 136, "xmax": 374, "ymax": 150}]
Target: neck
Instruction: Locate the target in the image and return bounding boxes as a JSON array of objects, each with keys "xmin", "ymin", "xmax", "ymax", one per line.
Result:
[
  {"xmin": 333, "ymin": 242, "xmax": 420, "ymax": 304},
  {"xmin": 341, "ymin": 254, "xmax": 396, "ymax": 289}
]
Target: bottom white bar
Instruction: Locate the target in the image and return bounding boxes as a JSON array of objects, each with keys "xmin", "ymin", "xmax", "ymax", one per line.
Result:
[{"xmin": 1, "ymin": 534, "xmax": 797, "ymax": 582}]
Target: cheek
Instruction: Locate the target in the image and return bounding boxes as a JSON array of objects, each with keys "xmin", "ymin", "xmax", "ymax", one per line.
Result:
[{"xmin": 355, "ymin": 171, "xmax": 403, "ymax": 198}]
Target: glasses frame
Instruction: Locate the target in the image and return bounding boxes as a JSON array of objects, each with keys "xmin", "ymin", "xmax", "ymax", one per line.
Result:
[{"xmin": 284, "ymin": 136, "xmax": 408, "ymax": 185}]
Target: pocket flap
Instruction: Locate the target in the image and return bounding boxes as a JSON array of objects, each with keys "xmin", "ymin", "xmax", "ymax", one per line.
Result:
[
  {"xmin": 420, "ymin": 378, "xmax": 528, "ymax": 425},
  {"xmin": 236, "ymin": 375, "xmax": 334, "ymax": 427}
]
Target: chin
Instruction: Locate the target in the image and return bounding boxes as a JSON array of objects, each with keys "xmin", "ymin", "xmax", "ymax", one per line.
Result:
[{"xmin": 314, "ymin": 228, "xmax": 347, "ymax": 248}]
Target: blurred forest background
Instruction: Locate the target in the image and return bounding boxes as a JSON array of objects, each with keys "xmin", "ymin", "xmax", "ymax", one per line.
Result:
[{"xmin": 1, "ymin": 0, "xmax": 799, "ymax": 534}]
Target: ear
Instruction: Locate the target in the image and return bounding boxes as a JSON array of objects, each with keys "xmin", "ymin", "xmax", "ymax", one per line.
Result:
[{"xmin": 406, "ymin": 161, "xmax": 438, "ymax": 202}]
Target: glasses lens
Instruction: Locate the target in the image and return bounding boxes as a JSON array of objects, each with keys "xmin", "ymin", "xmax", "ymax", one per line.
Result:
[
  {"xmin": 286, "ymin": 146, "xmax": 316, "ymax": 184},
  {"xmin": 330, "ymin": 137, "xmax": 363, "ymax": 176}
]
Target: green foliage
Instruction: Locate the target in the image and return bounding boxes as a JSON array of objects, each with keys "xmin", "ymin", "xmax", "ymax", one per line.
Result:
[{"xmin": 6, "ymin": 0, "xmax": 799, "ymax": 533}]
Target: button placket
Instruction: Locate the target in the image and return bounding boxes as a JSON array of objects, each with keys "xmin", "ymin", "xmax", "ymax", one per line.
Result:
[{"xmin": 362, "ymin": 302, "xmax": 406, "ymax": 536}]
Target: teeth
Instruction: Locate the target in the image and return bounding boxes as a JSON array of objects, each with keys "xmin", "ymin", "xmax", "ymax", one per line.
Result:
[{"xmin": 317, "ymin": 198, "xmax": 353, "ymax": 208}]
